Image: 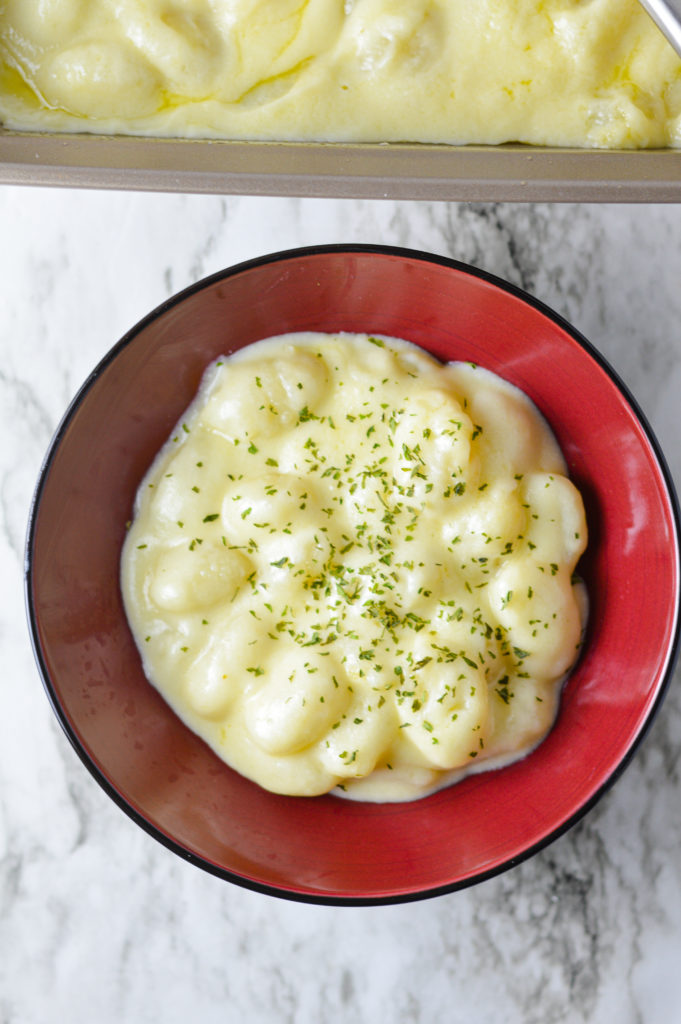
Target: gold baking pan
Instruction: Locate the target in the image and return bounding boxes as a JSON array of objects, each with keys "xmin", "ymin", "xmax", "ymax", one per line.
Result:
[{"xmin": 1, "ymin": 129, "xmax": 680, "ymax": 201}]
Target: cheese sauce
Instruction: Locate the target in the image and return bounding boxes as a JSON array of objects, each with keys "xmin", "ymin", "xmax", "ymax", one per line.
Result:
[
  {"xmin": 1, "ymin": 1, "xmax": 680, "ymax": 148},
  {"xmin": 121, "ymin": 333, "xmax": 587, "ymax": 801}
]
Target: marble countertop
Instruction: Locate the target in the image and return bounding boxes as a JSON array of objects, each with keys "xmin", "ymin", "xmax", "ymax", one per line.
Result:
[{"xmin": 1, "ymin": 188, "xmax": 680, "ymax": 1024}]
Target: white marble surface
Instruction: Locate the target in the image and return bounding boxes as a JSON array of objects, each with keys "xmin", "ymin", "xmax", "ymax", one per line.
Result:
[{"xmin": 1, "ymin": 189, "xmax": 680, "ymax": 1024}]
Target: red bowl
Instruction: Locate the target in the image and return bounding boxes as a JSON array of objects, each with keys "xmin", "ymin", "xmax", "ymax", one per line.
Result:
[{"xmin": 25, "ymin": 245, "xmax": 680, "ymax": 904}]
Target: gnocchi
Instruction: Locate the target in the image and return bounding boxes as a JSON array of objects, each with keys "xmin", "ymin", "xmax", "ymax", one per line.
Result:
[
  {"xmin": 1, "ymin": 1, "xmax": 680, "ymax": 148},
  {"xmin": 121, "ymin": 333, "xmax": 588, "ymax": 801}
]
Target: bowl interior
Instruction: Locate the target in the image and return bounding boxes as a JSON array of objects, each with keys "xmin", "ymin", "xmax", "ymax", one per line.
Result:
[{"xmin": 27, "ymin": 247, "xmax": 680, "ymax": 903}]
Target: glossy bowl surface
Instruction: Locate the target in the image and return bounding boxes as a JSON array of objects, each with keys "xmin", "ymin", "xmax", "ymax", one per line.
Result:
[{"xmin": 26, "ymin": 245, "xmax": 680, "ymax": 904}]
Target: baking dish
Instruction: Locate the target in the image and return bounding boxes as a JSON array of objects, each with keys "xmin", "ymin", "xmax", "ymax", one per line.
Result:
[{"xmin": 1, "ymin": 130, "xmax": 680, "ymax": 201}]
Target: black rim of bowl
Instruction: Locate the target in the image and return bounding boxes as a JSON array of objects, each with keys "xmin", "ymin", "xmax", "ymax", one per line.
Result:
[{"xmin": 24, "ymin": 243, "xmax": 681, "ymax": 906}]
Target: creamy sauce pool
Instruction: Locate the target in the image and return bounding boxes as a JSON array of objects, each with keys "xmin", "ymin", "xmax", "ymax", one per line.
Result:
[
  {"xmin": 1, "ymin": 0, "xmax": 680, "ymax": 148},
  {"xmin": 121, "ymin": 333, "xmax": 587, "ymax": 802}
]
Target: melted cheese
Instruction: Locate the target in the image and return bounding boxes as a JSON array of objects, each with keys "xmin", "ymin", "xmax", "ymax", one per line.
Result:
[
  {"xmin": 1, "ymin": 1, "xmax": 680, "ymax": 148},
  {"xmin": 121, "ymin": 332, "xmax": 588, "ymax": 801}
]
